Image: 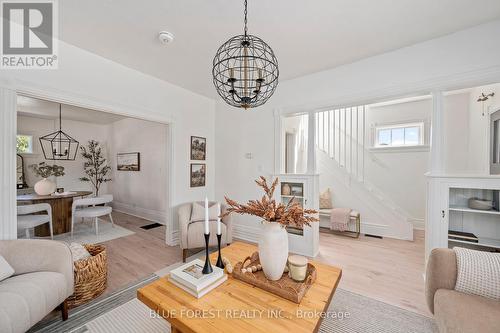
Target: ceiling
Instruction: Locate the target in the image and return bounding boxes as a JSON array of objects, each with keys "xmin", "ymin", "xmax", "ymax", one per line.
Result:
[
  {"xmin": 59, "ymin": 0, "xmax": 500, "ymax": 99},
  {"xmin": 17, "ymin": 96, "xmax": 126, "ymax": 124}
]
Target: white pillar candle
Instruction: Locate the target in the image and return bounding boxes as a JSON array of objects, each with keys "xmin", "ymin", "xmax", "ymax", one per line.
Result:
[
  {"xmin": 217, "ymin": 203, "xmax": 221, "ymax": 235},
  {"xmin": 204, "ymin": 197, "xmax": 209, "ymax": 234}
]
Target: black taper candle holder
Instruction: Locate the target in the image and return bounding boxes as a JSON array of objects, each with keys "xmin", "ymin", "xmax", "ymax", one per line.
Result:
[
  {"xmin": 215, "ymin": 233, "xmax": 225, "ymax": 269},
  {"xmin": 202, "ymin": 233, "xmax": 213, "ymax": 274}
]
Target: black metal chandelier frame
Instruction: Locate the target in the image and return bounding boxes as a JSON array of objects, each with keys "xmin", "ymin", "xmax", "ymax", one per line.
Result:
[
  {"xmin": 39, "ymin": 104, "xmax": 79, "ymax": 161},
  {"xmin": 212, "ymin": 0, "xmax": 279, "ymax": 109}
]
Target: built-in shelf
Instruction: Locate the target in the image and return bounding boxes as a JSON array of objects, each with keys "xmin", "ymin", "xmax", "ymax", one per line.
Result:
[
  {"xmin": 449, "ymin": 205, "xmax": 500, "ymax": 216},
  {"xmin": 281, "ymin": 195, "xmax": 304, "ymax": 198},
  {"xmin": 449, "ymin": 237, "xmax": 500, "ymax": 250}
]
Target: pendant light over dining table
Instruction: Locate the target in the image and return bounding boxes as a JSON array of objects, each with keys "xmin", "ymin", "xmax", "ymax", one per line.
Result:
[
  {"xmin": 212, "ymin": 0, "xmax": 279, "ymax": 109},
  {"xmin": 39, "ymin": 104, "xmax": 79, "ymax": 160}
]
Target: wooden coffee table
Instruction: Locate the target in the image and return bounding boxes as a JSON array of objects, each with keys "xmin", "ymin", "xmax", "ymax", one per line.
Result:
[{"xmin": 138, "ymin": 242, "xmax": 342, "ymax": 333}]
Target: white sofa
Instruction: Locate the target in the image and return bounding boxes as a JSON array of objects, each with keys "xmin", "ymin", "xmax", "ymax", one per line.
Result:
[{"xmin": 0, "ymin": 240, "xmax": 74, "ymax": 333}]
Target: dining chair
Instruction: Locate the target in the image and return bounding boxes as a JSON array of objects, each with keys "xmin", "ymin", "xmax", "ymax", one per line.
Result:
[
  {"xmin": 17, "ymin": 203, "xmax": 53, "ymax": 239},
  {"xmin": 71, "ymin": 194, "xmax": 114, "ymax": 237}
]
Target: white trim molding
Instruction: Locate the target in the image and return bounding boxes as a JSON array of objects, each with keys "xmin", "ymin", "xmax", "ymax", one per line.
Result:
[
  {"xmin": 408, "ymin": 217, "xmax": 425, "ymax": 230},
  {"xmin": 0, "ymin": 79, "xmax": 176, "ymax": 245},
  {"xmin": 111, "ymin": 201, "xmax": 167, "ymax": 225},
  {"xmin": 232, "ymin": 222, "xmax": 262, "ymax": 244},
  {"xmin": 171, "ymin": 229, "xmax": 180, "ymax": 245},
  {"xmin": 0, "ymin": 88, "xmax": 17, "ymax": 240}
]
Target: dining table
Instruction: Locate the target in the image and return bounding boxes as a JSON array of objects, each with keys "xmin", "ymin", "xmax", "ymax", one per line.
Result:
[{"xmin": 17, "ymin": 191, "xmax": 93, "ymax": 236}]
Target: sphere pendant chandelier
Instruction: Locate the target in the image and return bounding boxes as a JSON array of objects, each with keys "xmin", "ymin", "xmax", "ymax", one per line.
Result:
[{"xmin": 212, "ymin": 0, "xmax": 279, "ymax": 109}]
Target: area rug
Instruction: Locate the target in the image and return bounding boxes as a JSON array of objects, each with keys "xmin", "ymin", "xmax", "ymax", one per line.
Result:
[
  {"xmin": 30, "ymin": 257, "xmax": 437, "ymax": 333},
  {"xmin": 53, "ymin": 219, "xmax": 134, "ymax": 244}
]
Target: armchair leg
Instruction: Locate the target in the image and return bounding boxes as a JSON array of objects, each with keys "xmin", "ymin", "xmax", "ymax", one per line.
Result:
[
  {"xmin": 60, "ymin": 299, "xmax": 69, "ymax": 321},
  {"xmin": 182, "ymin": 249, "xmax": 188, "ymax": 263}
]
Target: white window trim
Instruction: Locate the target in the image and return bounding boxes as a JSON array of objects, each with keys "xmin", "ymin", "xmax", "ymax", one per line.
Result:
[{"xmin": 371, "ymin": 120, "xmax": 429, "ymax": 152}]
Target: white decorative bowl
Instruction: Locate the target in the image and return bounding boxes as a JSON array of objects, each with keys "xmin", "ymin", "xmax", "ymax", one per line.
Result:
[{"xmin": 468, "ymin": 198, "xmax": 494, "ymax": 211}]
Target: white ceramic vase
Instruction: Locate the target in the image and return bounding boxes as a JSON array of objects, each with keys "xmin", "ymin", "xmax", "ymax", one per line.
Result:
[
  {"xmin": 34, "ymin": 178, "xmax": 56, "ymax": 195},
  {"xmin": 258, "ymin": 221, "xmax": 289, "ymax": 281}
]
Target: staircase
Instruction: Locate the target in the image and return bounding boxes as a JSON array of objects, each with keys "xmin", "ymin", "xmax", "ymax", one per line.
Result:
[{"xmin": 315, "ymin": 107, "xmax": 414, "ymax": 239}]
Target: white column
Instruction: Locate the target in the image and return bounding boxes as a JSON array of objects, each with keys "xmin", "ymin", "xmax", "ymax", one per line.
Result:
[
  {"xmin": 0, "ymin": 88, "xmax": 17, "ymax": 240},
  {"xmin": 430, "ymin": 91, "xmax": 445, "ymax": 174},
  {"xmin": 273, "ymin": 108, "xmax": 283, "ymax": 174},
  {"xmin": 307, "ymin": 112, "xmax": 316, "ymax": 174}
]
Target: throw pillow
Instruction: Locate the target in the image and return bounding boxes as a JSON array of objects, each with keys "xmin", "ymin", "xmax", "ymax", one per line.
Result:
[
  {"xmin": 454, "ymin": 247, "xmax": 500, "ymax": 300},
  {"xmin": 69, "ymin": 243, "xmax": 91, "ymax": 262},
  {"xmin": 190, "ymin": 202, "xmax": 220, "ymax": 222},
  {"xmin": 0, "ymin": 255, "xmax": 14, "ymax": 282},
  {"xmin": 319, "ymin": 188, "xmax": 333, "ymax": 209}
]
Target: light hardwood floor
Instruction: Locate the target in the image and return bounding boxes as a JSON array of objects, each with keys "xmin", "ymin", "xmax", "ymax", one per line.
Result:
[
  {"xmin": 102, "ymin": 212, "xmax": 428, "ymax": 316},
  {"xmin": 316, "ymin": 229, "xmax": 429, "ymax": 316},
  {"xmin": 100, "ymin": 211, "xmax": 182, "ymax": 295}
]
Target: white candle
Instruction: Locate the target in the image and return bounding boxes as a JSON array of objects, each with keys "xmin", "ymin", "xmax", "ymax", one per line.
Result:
[
  {"xmin": 217, "ymin": 203, "xmax": 221, "ymax": 235},
  {"xmin": 204, "ymin": 197, "xmax": 209, "ymax": 234}
]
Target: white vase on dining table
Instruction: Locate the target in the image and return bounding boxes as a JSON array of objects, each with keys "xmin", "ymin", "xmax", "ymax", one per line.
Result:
[{"xmin": 34, "ymin": 178, "xmax": 56, "ymax": 195}]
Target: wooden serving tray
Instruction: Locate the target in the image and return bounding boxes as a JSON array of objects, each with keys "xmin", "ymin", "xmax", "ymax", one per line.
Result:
[{"xmin": 232, "ymin": 251, "xmax": 317, "ymax": 303}]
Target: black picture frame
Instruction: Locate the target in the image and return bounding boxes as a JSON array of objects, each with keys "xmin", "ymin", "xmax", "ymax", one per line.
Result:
[
  {"xmin": 117, "ymin": 152, "xmax": 140, "ymax": 171},
  {"xmin": 190, "ymin": 136, "xmax": 206, "ymax": 160},
  {"xmin": 190, "ymin": 163, "xmax": 206, "ymax": 187}
]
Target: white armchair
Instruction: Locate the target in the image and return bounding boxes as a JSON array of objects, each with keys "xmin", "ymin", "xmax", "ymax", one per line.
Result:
[
  {"xmin": 17, "ymin": 203, "xmax": 53, "ymax": 239},
  {"xmin": 178, "ymin": 201, "xmax": 232, "ymax": 262},
  {"xmin": 72, "ymin": 195, "xmax": 114, "ymax": 237}
]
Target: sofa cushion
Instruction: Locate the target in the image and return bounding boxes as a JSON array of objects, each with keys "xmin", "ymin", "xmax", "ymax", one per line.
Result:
[
  {"xmin": 0, "ymin": 255, "xmax": 14, "ymax": 282},
  {"xmin": 0, "ymin": 271, "xmax": 69, "ymax": 333},
  {"xmin": 454, "ymin": 247, "xmax": 500, "ymax": 300},
  {"xmin": 187, "ymin": 221, "xmax": 227, "ymax": 248},
  {"xmin": 434, "ymin": 289, "xmax": 500, "ymax": 333},
  {"xmin": 190, "ymin": 202, "xmax": 219, "ymax": 222}
]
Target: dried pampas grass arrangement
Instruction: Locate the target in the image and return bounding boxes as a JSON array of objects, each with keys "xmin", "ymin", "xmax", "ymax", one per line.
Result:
[{"xmin": 222, "ymin": 176, "xmax": 318, "ymax": 228}]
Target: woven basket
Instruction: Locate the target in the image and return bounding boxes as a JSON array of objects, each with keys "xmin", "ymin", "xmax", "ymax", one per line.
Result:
[{"xmin": 67, "ymin": 244, "xmax": 107, "ymax": 308}]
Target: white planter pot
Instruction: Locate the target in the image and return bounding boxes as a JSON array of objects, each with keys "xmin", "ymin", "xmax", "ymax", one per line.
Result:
[
  {"xmin": 258, "ymin": 221, "xmax": 289, "ymax": 281},
  {"xmin": 34, "ymin": 178, "xmax": 56, "ymax": 195}
]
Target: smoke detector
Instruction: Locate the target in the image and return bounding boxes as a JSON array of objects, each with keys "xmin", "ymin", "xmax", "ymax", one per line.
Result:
[{"xmin": 158, "ymin": 31, "xmax": 174, "ymax": 44}]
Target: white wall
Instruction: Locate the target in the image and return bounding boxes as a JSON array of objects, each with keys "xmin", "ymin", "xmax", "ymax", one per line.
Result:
[
  {"xmin": 1, "ymin": 39, "xmax": 215, "ymax": 242},
  {"xmin": 109, "ymin": 118, "xmax": 168, "ymax": 223},
  {"xmin": 442, "ymin": 92, "xmax": 471, "ymax": 174},
  {"xmin": 17, "ymin": 115, "xmax": 110, "ymax": 193},
  {"xmin": 363, "ymin": 98, "xmax": 431, "ymax": 220},
  {"xmin": 466, "ymin": 83, "xmax": 500, "ymax": 174},
  {"xmin": 215, "ymin": 20, "xmax": 500, "ymax": 241}
]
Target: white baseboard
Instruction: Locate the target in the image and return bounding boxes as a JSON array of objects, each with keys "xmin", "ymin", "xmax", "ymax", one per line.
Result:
[
  {"xmin": 233, "ymin": 219, "xmax": 414, "ymax": 244},
  {"xmin": 111, "ymin": 201, "xmax": 167, "ymax": 225},
  {"xmin": 360, "ymin": 222, "xmax": 390, "ymax": 237},
  {"xmin": 167, "ymin": 229, "xmax": 180, "ymax": 246},
  {"xmin": 408, "ymin": 217, "xmax": 425, "ymax": 230},
  {"xmin": 233, "ymin": 223, "xmax": 261, "ymax": 244}
]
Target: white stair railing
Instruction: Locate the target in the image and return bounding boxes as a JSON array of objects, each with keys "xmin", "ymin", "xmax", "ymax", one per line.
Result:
[
  {"xmin": 316, "ymin": 106, "xmax": 366, "ymax": 182},
  {"xmin": 315, "ymin": 106, "xmax": 415, "ymax": 224}
]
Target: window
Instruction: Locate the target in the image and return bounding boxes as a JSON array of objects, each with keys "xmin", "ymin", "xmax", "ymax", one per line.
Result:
[
  {"xmin": 375, "ymin": 122, "xmax": 424, "ymax": 148},
  {"xmin": 16, "ymin": 135, "xmax": 33, "ymax": 154}
]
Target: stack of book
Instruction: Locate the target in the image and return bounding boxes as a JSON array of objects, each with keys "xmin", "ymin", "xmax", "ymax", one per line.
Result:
[
  {"xmin": 448, "ymin": 230, "xmax": 478, "ymax": 243},
  {"xmin": 168, "ymin": 259, "xmax": 226, "ymax": 298}
]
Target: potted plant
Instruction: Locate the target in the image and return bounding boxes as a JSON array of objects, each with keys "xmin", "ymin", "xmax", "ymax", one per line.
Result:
[
  {"xmin": 29, "ymin": 162, "xmax": 65, "ymax": 195},
  {"xmin": 222, "ymin": 176, "xmax": 318, "ymax": 280},
  {"xmin": 79, "ymin": 140, "xmax": 111, "ymax": 196}
]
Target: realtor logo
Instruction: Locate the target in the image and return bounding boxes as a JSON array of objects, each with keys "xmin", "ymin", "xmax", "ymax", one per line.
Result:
[{"xmin": 1, "ymin": 0, "xmax": 58, "ymax": 68}]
